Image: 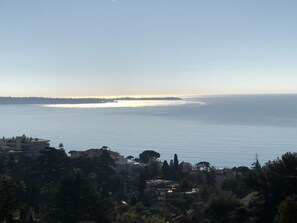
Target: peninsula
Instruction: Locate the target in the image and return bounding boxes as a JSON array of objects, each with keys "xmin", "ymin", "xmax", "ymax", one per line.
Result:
[{"xmin": 0, "ymin": 96, "xmax": 182, "ymax": 105}]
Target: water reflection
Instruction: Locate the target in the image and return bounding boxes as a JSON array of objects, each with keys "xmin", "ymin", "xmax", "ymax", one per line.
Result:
[{"xmin": 43, "ymin": 100, "xmax": 203, "ymax": 108}]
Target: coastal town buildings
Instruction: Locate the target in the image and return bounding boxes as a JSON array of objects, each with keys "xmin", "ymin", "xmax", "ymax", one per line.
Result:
[
  {"xmin": 0, "ymin": 135, "xmax": 50, "ymax": 155},
  {"xmin": 146, "ymin": 179, "xmax": 199, "ymax": 205}
]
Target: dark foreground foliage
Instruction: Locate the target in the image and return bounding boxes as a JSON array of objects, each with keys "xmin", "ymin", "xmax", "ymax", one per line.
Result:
[{"xmin": 0, "ymin": 148, "xmax": 296, "ymax": 223}]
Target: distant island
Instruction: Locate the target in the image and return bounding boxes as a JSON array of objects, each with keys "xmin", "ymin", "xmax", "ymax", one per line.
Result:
[{"xmin": 0, "ymin": 96, "xmax": 182, "ymax": 105}]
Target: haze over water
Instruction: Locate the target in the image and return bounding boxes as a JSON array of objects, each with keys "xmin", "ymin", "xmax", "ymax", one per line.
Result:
[{"xmin": 1, "ymin": 94, "xmax": 296, "ymax": 167}]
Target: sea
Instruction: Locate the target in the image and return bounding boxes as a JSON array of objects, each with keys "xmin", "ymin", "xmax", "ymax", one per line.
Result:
[{"xmin": 1, "ymin": 94, "xmax": 297, "ymax": 168}]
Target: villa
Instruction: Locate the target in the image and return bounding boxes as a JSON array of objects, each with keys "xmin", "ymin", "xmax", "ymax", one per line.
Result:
[
  {"xmin": 0, "ymin": 135, "xmax": 50, "ymax": 155},
  {"xmin": 68, "ymin": 147, "xmax": 128, "ymax": 165}
]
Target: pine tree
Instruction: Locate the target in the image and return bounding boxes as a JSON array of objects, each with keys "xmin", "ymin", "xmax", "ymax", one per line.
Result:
[
  {"xmin": 161, "ymin": 160, "xmax": 169, "ymax": 179},
  {"xmin": 174, "ymin": 154, "xmax": 179, "ymax": 169},
  {"xmin": 0, "ymin": 178, "xmax": 14, "ymax": 223},
  {"xmin": 252, "ymin": 153, "xmax": 261, "ymax": 170}
]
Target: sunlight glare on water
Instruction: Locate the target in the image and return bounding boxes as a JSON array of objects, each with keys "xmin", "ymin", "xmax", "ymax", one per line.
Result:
[{"xmin": 43, "ymin": 99, "xmax": 202, "ymax": 108}]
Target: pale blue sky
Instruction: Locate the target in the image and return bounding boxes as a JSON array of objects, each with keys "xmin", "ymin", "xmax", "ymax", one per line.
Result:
[{"xmin": 1, "ymin": 0, "xmax": 297, "ymax": 97}]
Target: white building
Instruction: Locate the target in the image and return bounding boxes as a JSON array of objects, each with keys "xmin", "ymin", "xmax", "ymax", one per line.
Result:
[{"xmin": 0, "ymin": 135, "xmax": 50, "ymax": 153}]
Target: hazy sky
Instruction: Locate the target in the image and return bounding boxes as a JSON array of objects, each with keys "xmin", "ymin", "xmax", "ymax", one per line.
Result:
[{"xmin": 1, "ymin": 0, "xmax": 297, "ymax": 97}]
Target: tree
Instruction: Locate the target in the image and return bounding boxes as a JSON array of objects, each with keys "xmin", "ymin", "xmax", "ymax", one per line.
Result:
[
  {"xmin": 274, "ymin": 196, "xmax": 297, "ymax": 223},
  {"xmin": 53, "ymin": 172, "xmax": 111, "ymax": 223},
  {"xmin": 137, "ymin": 171, "xmax": 147, "ymax": 204},
  {"xmin": 180, "ymin": 179, "xmax": 189, "ymax": 192},
  {"xmin": 161, "ymin": 160, "xmax": 170, "ymax": 179},
  {"xmin": 58, "ymin": 143, "xmax": 64, "ymax": 150},
  {"xmin": 205, "ymin": 167, "xmax": 216, "ymax": 187},
  {"xmin": 243, "ymin": 152, "xmax": 297, "ymax": 223},
  {"xmin": 252, "ymin": 153, "xmax": 261, "ymax": 170},
  {"xmin": 138, "ymin": 171, "xmax": 147, "ymax": 194},
  {"xmin": 174, "ymin": 154, "xmax": 179, "ymax": 169},
  {"xmin": 196, "ymin": 161, "xmax": 210, "ymax": 171},
  {"xmin": 127, "ymin": 155, "xmax": 134, "ymax": 160},
  {"xmin": 96, "ymin": 149, "xmax": 117, "ymax": 177},
  {"xmin": 147, "ymin": 160, "xmax": 161, "ymax": 178},
  {"xmin": 205, "ymin": 192, "xmax": 243, "ymax": 223},
  {"xmin": 0, "ymin": 178, "xmax": 14, "ymax": 223},
  {"xmin": 139, "ymin": 150, "xmax": 160, "ymax": 163}
]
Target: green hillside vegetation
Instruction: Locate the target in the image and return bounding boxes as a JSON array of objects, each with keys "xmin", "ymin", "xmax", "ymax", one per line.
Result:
[{"xmin": 0, "ymin": 148, "xmax": 296, "ymax": 223}]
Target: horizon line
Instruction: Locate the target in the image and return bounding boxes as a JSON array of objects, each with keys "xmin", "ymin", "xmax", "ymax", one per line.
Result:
[{"xmin": 1, "ymin": 91, "xmax": 297, "ymax": 99}]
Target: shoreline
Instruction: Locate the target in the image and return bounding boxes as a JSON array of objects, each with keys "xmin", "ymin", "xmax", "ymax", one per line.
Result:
[{"xmin": 0, "ymin": 96, "xmax": 182, "ymax": 105}]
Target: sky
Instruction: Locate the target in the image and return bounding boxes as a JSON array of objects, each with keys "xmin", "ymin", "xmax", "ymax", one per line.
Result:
[{"xmin": 1, "ymin": 0, "xmax": 297, "ymax": 97}]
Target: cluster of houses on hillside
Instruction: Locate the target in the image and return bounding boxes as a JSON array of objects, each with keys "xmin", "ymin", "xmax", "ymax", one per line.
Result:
[
  {"xmin": 0, "ymin": 135, "xmax": 258, "ymax": 223},
  {"xmin": 146, "ymin": 179, "xmax": 199, "ymax": 205},
  {"xmin": 1, "ymin": 135, "xmax": 242, "ymax": 193}
]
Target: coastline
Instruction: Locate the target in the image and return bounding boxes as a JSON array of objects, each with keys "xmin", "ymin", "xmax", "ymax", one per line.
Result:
[{"xmin": 0, "ymin": 96, "xmax": 182, "ymax": 105}]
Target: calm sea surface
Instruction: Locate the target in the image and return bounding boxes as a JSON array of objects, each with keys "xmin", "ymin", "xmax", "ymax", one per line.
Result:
[{"xmin": 1, "ymin": 94, "xmax": 297, "ymax": 167}]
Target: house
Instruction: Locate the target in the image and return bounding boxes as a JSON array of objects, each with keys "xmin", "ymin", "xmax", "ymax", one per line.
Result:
[
  {"xmin": 0, "ymin": 135, "xmax": 50, "ymax": 156},
  {"xmin": 215, "ymin": 168, "xmax": 237, "ymax": 190},
  {"xmin": 68, "ymin": 147, "xmax": 128, "ymax": 165},
  {"xmin": 146, "ymin": 179, "xmax": 198, "ymax": 205}
]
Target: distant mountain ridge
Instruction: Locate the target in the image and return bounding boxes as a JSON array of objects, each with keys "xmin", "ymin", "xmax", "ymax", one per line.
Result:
[{"xmin": 0, "ymin": 96, "xmax": 181, "ymax": 105}]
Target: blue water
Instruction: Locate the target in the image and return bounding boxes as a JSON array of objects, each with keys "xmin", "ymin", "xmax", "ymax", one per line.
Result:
[{"xmin": 1, "ymin": 94, "xmax": 297, "ymax": 167}]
